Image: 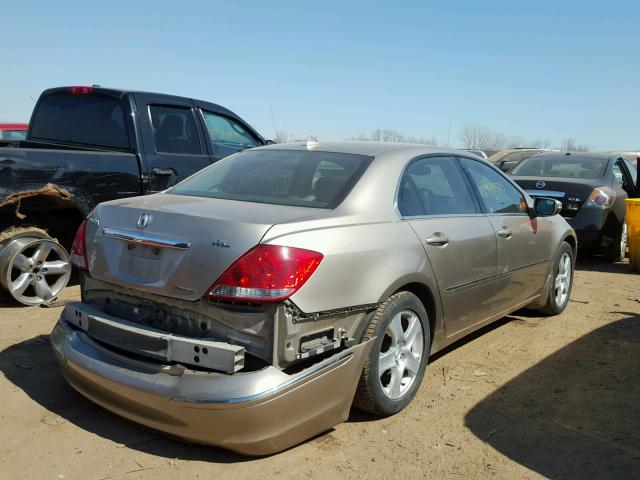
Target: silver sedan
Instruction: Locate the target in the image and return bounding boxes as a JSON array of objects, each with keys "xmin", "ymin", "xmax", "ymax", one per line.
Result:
[{"xmin": 51, "ymin": 142, "xmax": 576, "ymax": 455}]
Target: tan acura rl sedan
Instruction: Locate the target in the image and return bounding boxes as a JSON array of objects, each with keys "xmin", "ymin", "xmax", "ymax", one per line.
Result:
[{"xmin": 52, "ymin": 142, "xmax": 576, "ymax": 455}]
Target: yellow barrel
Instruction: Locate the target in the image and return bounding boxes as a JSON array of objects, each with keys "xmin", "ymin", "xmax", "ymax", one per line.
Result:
[{"xmin": 626, "ymin": 198, "xmax": 640, "ymax": 271}]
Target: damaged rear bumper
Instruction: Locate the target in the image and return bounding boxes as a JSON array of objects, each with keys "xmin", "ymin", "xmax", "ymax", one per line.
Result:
[{"xmin": 50, "ymin": 311, "xmax": 373, "ymax": 456}]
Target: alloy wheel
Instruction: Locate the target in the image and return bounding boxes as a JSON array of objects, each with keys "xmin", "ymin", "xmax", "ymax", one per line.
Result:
[
  {"xmin": 1, "ymin": 237, "xmax": 71, "ymax": 305},
  {"xmin": 378, "ymin": 309, "xmax": 424, "ymax": 400},
  {"xmin": 554, "ymin": 252, "xmax": 572, "ymax": 307}
]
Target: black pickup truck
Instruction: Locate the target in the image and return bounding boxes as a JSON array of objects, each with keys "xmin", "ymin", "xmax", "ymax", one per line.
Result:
[{"xmin": 0, "ymin": 85, "xmax": 267, "ymax": 305}]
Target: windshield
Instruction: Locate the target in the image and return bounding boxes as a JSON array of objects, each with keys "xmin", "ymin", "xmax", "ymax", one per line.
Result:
[
  {"xmin": 510, "ymin": 156, "xmax": 607, "ymax": 179},
  {"xmin": 169, "ymin": 149, "xmax": 372, "ymax": 209},
  {"xmin": 30, "ymin": 93, "xmax": 130, "ymax": 150}
]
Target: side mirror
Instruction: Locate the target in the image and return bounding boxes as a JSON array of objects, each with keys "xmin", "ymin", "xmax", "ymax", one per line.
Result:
[
  {"xmin": 533, "ymin": 197, "xmax": 562, "ymax": 216},
  {"xmin": 265, "ymin": 139, "xmax": 276, "ymax": 145}
]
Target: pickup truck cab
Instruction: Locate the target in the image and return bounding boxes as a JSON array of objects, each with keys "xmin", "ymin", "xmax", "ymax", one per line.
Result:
[{"xmin": 0, "ymin": 86, "xmax": 266, "ymax": 305}]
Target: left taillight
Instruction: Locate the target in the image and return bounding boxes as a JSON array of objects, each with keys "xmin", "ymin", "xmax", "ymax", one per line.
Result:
[
  {"xmin": 206, "ymin": 244, "xmax": 323, "ymax": 302},
  {"xmin": 70, "ymin": 219, "xmax": 88, "ymax": 269}
]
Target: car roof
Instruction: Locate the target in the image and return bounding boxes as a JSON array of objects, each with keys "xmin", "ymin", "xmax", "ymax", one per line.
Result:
[
  {"xmin": 252, "ymin": 141, "xmax": 467, "ymax": 158},
  {"xmin": 523, "ymin": 151, "xmax": 623, "ymax": 162}
]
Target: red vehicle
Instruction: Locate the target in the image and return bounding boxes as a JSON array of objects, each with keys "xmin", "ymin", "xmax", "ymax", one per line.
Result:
[{"xmin": 0, "ymin": 123, "xmax": 28, "ymax": 141}]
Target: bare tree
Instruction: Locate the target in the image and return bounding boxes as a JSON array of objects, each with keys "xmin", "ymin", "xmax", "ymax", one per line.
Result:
[
  {"xmin": 353, "ymin": 129, "xmax": 437, "ymax": 145},
  {"xmin": 459, "ymin": 124, "xmax": 507, "ymax": 150},
  {"xmin": 562, "ymin": 138, "xmax": 591, "ymax": 152},
  {"xmin": 274, "ymin": 131, "xmax": 292, "ymax": 143}
]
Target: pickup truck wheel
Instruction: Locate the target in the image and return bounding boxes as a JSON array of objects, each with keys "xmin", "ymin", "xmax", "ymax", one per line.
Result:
[
  {"xmin": 0, "ymin": 234, "xmax": 71, "ymax": 306},
  {"xmin": 354, "ymin": 291, "xmax": 430, "ymax": 416}
]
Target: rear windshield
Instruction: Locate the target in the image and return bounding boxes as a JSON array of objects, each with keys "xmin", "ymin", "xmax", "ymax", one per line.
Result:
[
  {"xmin": 510, "ymin": 156, "xmax": 607, "ymax": 179},
  {"xmin": 169, "ymin": 149, "xmax": 372, "ymax": 209},
  {"xmin": 30, "ymin": 93, "xmax": 130, "ymax": 150}
]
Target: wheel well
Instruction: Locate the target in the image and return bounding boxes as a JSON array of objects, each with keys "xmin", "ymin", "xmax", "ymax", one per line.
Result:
[
  {"xmin": 394, "ymin": 282, "xmax": 437, "ymax": 341},
  {"xmin": 563, "ymin": 235, "xmax": 576, "ymax": 255},
  {"xmin": 1, "ymin": 206, "xmax": 84, "ymax": 250}
]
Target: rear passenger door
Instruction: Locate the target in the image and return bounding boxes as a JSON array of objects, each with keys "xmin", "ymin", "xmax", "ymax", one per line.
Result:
[
  {"xmin": 134, "ymin": 94, "xmax": 212, "ymax": 192},
  {"xmin": 458, "ymin": 157, "xmax": 550, "ymax": 307},
  {"xmin": 400, "ymin": 156, "xmax": 498, "ymax": 337}
]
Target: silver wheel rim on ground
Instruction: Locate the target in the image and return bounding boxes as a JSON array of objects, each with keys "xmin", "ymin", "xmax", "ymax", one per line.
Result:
[
  {"xmin": 620, "ymin": 222, "xmax": 628, "ymax": 256},
  {"xmin": 0, "ymin": 237, "xmax": 71, "ymax": 305},
  {"xmin": 554, "ymin": 252, "xmax": 572, "ymax": 307},
  {"xmin": 378, "ymin": 309, "xmax": 424, "ymax": 400}
]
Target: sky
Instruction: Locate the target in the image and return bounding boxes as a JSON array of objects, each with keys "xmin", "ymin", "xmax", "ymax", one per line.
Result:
[{"xmin": 1, "ymin": 0, "xmax": 639, "ymax": 150}]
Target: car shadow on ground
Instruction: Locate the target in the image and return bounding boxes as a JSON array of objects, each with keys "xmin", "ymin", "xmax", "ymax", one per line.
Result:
[
  {"xmin": 464, "ymin": 312, "xmax": 640, "ymax": 479},
  {"xmin": 0, "ymin": 334, "xmax": 253, "ymax": 463},
  {"xmin": 575, "ymin": 255, "xmax": 633, "ymax": 275}
]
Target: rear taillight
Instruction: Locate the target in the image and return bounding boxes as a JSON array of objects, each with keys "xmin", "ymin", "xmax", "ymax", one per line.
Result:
[
  {"xmin": 70, "ymin": 219, "xmax": 88, "ymax": 269},
  {"xmin": 206, "ymin": 245, "xmax": 323, "ymax": 302},
  {"xmin": 66, "ymin": 86, "xmax": 94, "ymax": 95},
  {"xmin": 585, "ymin": 186, "xmax": 616, "ymax": 209}
]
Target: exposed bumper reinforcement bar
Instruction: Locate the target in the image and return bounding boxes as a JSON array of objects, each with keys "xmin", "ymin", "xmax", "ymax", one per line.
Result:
[
  {"xmin": 51, "ymin": 318, "xmax": 374, "ymax": 455},
  {"xmin": 63, "ymin": 302, "xmax": 244, "ymax": 373}
]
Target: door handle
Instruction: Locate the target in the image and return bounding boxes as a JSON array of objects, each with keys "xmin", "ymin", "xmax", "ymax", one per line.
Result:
[
  {"xmin": 497, "ymin": 228, "xmax": 512, "ymax": 239},
  {"xmin": 425, "ymin": 233, "xmax": 450, "ymax": 246},
  {"xmin": 151, "ymin": 167, "xmax": 177, "ymax": 176}
]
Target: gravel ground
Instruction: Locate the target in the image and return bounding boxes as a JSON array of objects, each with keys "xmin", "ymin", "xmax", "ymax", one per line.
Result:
[{"xmin": 0, "ymin": 258, "xmax": 638, "ymax": 479}]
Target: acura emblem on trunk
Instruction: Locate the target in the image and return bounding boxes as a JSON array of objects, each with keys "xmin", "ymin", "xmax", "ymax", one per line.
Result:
[
  {"xmin": 535, "ymin": 181, "xmax": 546, "ymax": 189},
  {"xmin": 136, "ymin": 213, "xmax": 153, "ymax": 228}
]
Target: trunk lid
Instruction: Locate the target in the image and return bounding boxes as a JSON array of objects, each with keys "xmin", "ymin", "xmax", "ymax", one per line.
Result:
[
  {"xmin": 87, "ymin": 193, "xmax": 323, "ymax": 301},
  {"xmin": 512, "ymin": 176, "xmax": 598, "ymax": 218}
]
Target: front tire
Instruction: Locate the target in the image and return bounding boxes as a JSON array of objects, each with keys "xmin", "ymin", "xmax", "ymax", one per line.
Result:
[
  {"xmin": 539, "ymin": 241, "xmax": 574, "ymax": 315},
  {"xmin": 354, "ymin": 291, "xmax": 430, "ymax": 416}
]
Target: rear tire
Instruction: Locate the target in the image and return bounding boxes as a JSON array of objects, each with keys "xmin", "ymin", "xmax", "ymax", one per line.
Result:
[
  {"xmin": 0, "ymin": 228, "xmax": 71, "ymax": 306},
  {"xmin": 353, "ymin": 291, "xmax": 430, "ymax": 416},
  {"xmin": 604, "ymin": 220, "xmax": 627, "ymax": 262},
  {"xmin": 538, "ymin": 241, "xmax": 574, "ymax": 316}
]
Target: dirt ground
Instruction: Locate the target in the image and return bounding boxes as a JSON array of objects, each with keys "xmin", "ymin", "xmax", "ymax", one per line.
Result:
[{"xmin": 0, "ymin": 258, "xmax": 638, "ymax": 480}]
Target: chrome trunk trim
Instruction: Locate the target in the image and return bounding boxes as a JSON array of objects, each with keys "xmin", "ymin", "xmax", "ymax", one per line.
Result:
[{"xmin": 102, "ymin": 227, "xmax": 191, "ymax": 249}]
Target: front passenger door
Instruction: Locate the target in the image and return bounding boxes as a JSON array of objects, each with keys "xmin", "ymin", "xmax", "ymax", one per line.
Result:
[
  {"xmin": 458, "ymin": 157, "xmax": 550, "ymax": 307},
  {"xmin": 399, "ymin": 156, "xmax": 498, "ymax": 337}
]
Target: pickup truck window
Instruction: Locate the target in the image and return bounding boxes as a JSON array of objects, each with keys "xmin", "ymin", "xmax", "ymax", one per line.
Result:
[
  {"xmin": 202, "ymin": 110, "xmax": 259, "ymax": 158},
  {"xmin": 149, "ymin": 105, "xmax": 202, "ymax": 155},
  {"xmin": 30, "ymin": 94, "xmax": 130, "ymax": 150}
]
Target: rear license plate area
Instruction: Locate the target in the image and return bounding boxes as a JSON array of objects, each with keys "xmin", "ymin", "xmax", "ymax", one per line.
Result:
[{"xmin": 126, "ymin": 242, "xmax": 163, "ymax": 259}]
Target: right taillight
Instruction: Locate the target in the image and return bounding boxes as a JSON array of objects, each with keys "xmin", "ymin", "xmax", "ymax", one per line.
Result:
[
  {"xmin": 585, "ymin": 186, "xmax": 616, "ymax": 209},
  {"xmin": 70, "ymin": 219, "xmax": 88, "ymax": 269},
  {"xmin": 206, "ymin": 244, "xmax": 323, "ymax": 302}
]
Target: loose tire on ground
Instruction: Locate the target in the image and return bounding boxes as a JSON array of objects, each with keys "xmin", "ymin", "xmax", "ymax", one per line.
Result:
[{"xmin": 354, "ymin": 291, "xmax": 431, "ymax": 416}]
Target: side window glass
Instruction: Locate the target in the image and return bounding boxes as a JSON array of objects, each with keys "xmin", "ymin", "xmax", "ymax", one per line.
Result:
[
  {"xmin": 202, "ymin": 111, "xmax": 259, "ymax": 158},
  {"xmin": 612, "ymin": 163, "xmax": 625, "ymax": 188},
  {"xmin": 398, "ymin": 156, "xmax": 476, "ymax": 216},
  {"xmin": 459, "ymin": 158, "xmax": 527, "ymax": 214},
  {"xmin": 149, "ymin": 105, "xmax": 202, "ymax": 155}
]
